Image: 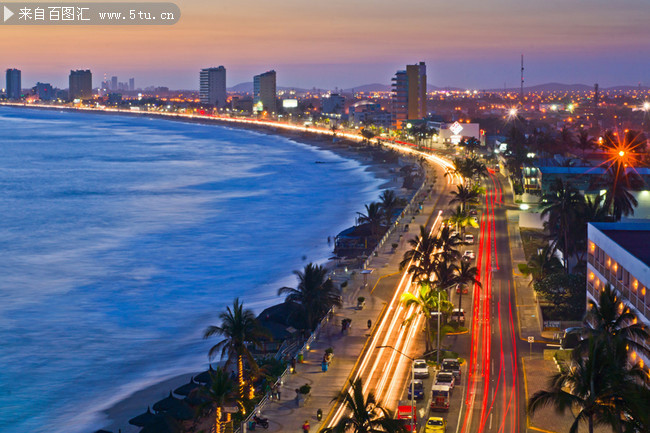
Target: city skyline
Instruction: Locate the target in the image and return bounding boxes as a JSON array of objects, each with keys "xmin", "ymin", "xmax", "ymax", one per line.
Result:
[{"xmin": 1, "ymin": 0, "xmax": 649, "ymax": 89}]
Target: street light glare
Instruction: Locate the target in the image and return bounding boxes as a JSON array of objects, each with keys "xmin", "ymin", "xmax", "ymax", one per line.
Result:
[
  {"xmin": 644, "ymin": 101, "xmax": 650, "ymax": 111},
  {"xmin": 619, "ymin": 150, "xmax": 626, "ymax": 157},
  {"xmin": 508, "ymin": 108, "xmax": 517, "ymax": 117}
]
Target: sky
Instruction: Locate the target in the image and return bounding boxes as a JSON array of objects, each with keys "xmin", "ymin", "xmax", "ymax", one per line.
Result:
[{"xmin": 1, "ymin": 0, "xmax": 650, "ymax": 90}]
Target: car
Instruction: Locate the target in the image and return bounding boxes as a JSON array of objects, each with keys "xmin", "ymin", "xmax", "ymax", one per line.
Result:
[
  {"xmin": 471, "ymin": 216, "xmax": 479, "ymax": 225},
  {"xmin": 560, "ymin": 327, "xmax": 585, "ymax": 350},
  {"xmin": 407, "ymin": 379, "xmax": 425, "ymax": 400},
  {"xmin": 435, "ymin": 371, "xmax": 456, "ymax": 392},
  {"xmin": 455, "ymin": 283, "xmax": 468, "ymax": 294},
  {"xmin": 449, "ymin": 308, "xmax": 465, "ymax": 324},
  {"xmin": 462, "ymin": 250, "xmax": 475, "ymax": 261},
  {"xmin": 413, "ymin": 359, "xmax": 429, "ymax": 378},
  {"xmin": 442, "ymin": 358, "xmax": 462, "ymax": 382},
  {"xmin": 469, "ymin": 209, "xmax": 478, "ymax": 216},
  {"xmin": 425, "ymin": 416, "xmax": 447, "ymax": 433},
  {"xmin": 464, "ymin": 234, "xmax": 474, "ymax": 244}
]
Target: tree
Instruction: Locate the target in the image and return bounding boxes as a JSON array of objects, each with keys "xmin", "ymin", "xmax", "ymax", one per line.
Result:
[
  {"xmin": 379, "ymin": 189, "xmax": 400, "ymax": 226},
  {"xmin": 449, "ymin": 184, "xmax": 480, "ymax": 213},
  {"xmin": 447, "ymin": 206, "xmax": 477, "ymax": 236},
  {"xmin": 322, "ymin": 378, "xmax": 405, "ymax": 433},
  {"xmin": 433, "ymin": 260, "xmax": 459, "ymax": 293},
  {"xmin": 400, "ymin": 225, "xmax": 438, "ymax": 283},
  {"xmin": 454, "ymin": 260, "xmax": 481, "ymax": 316},
  {"xmin": 278, "ymin": 263, "xmax": 342, "ymax": 331},
  {"xmin": 460, "ymin": 136, "xmax": 481, "ymax": 154},
  {"xmin": 204, "ymin": 299, "xmax": 268, "ymax": 399},
  {"xmin": 517, "ymin": 245, "xmax": 563, "ymax": 284},
  {"xmin": 360, "ymin": 128, "xmax": 376, "ymax": 144},
  {"xmin": 434, "ymin": 225, "xmax": 462, "ymax": 265},
  {"xmin": 576, "ymin": 129, "xmax": 595, "ymax": 158},
  {"xmin": 401, "ymin": 282, "xmax": 440, "ymax": 353},
  {"xmin": 528, "ymin": 337, "xmax": 642, "ymax": 433},
  {"xmin": 541, "ymin": 179, "xmax": 585, "ymax": 272},
  {"xmin": 533, "ymin": 273, "xmax": 586, "ymax": 319},
  {"xmin": 192, "ymin": 367, "xmax": 238, "ymax": 433},
  {"xmin": 601, "ymin": 164, "xmax": 641, "ymax": 221},
  {"xmin": 575, "ymin": 284, "xmax": 650, "ymax": 361},
  {"xmin": 358, "ymin": 202, "xmax": 384, "ymax": 239}
]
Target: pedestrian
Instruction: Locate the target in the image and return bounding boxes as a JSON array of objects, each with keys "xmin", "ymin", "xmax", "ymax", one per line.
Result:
[
  {"xmin": 276, "ymin": 383, "xmax": 281, "ymax": 400},
  {"xmin": 302, "ymin": 420, "xmax": 310, "ymax": 433},
  {"xmin": 291, "ymin": 357, "xmax": 297, "ymax": 373}
]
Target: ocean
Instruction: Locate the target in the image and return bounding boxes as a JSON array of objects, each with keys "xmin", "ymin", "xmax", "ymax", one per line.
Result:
[{"xmin": 0, "ymin": 107, "xmax": 385, "ymax": 432}]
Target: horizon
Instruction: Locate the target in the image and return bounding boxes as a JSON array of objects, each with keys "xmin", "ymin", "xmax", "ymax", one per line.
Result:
[{"xmin": 1, "ymin": 0, "xmax": 650, "ymax": 90}]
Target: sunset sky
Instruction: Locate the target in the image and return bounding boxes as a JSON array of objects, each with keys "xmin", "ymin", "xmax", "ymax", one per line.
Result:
[{"xmin": 2, "ymin": 0, "xmax": 650, "ymax": 90}]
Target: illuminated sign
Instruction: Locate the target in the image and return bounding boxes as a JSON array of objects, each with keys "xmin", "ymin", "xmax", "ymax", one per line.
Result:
[
  {"xmin": 451, "ymin": 135, "xmax": 462, "ymax": 145},
  {"xmin": 449, "ymin": 121, "xmax": 463, "ymax": 135},
  {"xmin": 282, "ymin": 99, "xmax": 298, "ymax": 108}
]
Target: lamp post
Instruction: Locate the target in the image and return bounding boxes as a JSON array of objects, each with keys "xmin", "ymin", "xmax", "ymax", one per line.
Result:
[
  {"xmin": 437, "ymin": 290, "xmax": 441, "ymax": 367},
  {"xmin": 377, "ymin": 345, "xmax": 416, "ymax": 432}
]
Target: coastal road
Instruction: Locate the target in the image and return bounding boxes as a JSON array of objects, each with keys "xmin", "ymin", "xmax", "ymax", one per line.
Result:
[
  {"xmin": 459, "ymin": 171, "xmax": 526, "ymax": 433},
  {"xmin": 323, "ymin": 149, "xmax": 462, "ymax": 429}
]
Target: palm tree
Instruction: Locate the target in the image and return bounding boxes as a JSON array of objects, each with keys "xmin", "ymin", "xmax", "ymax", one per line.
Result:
[
  {"xmin": 204, "ymin": 299, "xmax": 267, "ymax": 399},
  {"xmin": 358, "ymin": 202, "xmax": 384, "ymax": 239},
  {"xmin": 379, "ymin": 189, "xmax": 400, "ymax": 226},
  {"xmin": 454, "ymin": 260, "xmax": 481, "ymax": 316},
  {"xmin": 447, "ymin": 206, "xmax": 477, "ymax": 236},
  {"xmin": 575, "ymin": 284, "xmax": 650, "ymax": 360},
  {"xmin": 517, "ymin": 245, "xmax": 563, "ymax": 284},
  {"xmin": 433, "ymin": 260, "xmax": 459, "ymax": 293},
  {"xmin": 360, "ymin": 128, "xmax": 376, "ymax": 144},
  {"xmin": 192, "ymin": 367, "xmax": 237, "ymax": 433},
  {"xmin": 278, "ymin": 263, "xmax": 342, "ymax": 331},
  {"xmin": 434, "ymin": 226, "xmax": 462, "ymax": 265},
  {"xmin": 400, "ymin": 225, "xmax": 438, "ymax": 283},
  {"xmin": 600, "ymin": 163, "xmax": 642, "ymax": 221},
  {"xmin": 540, "ymin": 178, "xmax": 585, "ymax": 272},
  {"xmin": 322, "ymin": 378, "xmax": 405, "ymax": 433},
  {"xmin": 449, "ymin": 184, "xmax": 479, "ymax": 213},
  {"xmin": 528, "ymin": 338, "xmax": 628, "ymax": 433},
  {"xmin": 576, "ymin": 129, "xmax": 595, "ymax": 158},
  {"xmin": 401, "ymin": 282, "xmax": 439, "ymax": 352}
]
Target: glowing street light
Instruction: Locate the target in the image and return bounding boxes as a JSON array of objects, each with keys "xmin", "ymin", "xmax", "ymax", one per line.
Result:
[
  {"xmin": 508, "ymin": 108, "xmax": 518, "ymax": 117},
  {"xmin": 643, "ymin": 101, "xmax": 650, "ymax": 111},
  {"xmin": 619, "ymin": 150, "xmax": 626, "ymax": 157}
]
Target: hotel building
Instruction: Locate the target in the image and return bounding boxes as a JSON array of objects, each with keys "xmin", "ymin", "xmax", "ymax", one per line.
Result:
[
  {"xmin": 200, "ymin": 66, "xmax": 227, "ymax": 108},
  {"xmin": 253, "ymin": 70, "xmax": 277, "ymax": 114},
  {"xmin": 6, "ymin": 68, "xmax": 21, "ymax": 100},
  {"xmin": 587, "ymin": 221, "xmax": 650, "ymax": 371},
  {"xmin": 391, "ymin": 62, "xmax": 427, "ymax": 128},
  {"xmin": 69, "ymin": 70, "xmax": 93, "ymax": 100}
]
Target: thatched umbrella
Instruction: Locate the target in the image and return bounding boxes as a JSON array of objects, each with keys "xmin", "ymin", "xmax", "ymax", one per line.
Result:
[
  {"xmin": 173, "ymin": 377, "xmax": 200, "ymax": 396},
  {"xmin": 128, "ymin": 406, "xmax": 157, "ymax": 427},
  {"xmin": 153, "ymin": 391, "xmax": 193, "ymax": 420},
  {"xmin": 194, "ymin": 365, "xmax": 216, "ymax": 384},
  {"xmin": 139, "ymin": 413, "xmax": 181, "ymax": 433}
]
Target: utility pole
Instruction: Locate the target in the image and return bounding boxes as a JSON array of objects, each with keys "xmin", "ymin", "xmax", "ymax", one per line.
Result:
[{"xmin": 520, "ymin": 54, "xmax": 524, "ymax": 107}]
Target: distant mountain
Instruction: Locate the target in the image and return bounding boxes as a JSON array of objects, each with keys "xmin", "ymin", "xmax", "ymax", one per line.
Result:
[
  {"xmin": 228, "ymin": 82, "xmax": 309, "ymax": 94},
  {"xmin": 343, "ymin": 83, "xmax": 391, "ymax": 93}
]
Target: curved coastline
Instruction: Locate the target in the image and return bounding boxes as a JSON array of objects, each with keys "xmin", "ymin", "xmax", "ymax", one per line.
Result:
[{"xmin": 0, "ymin": 105, "xmax": 428, "ymax": 433}]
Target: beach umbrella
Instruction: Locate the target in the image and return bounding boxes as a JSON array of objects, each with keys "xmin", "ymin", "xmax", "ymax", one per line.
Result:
[
  {"xmin": 153, "ymin": 391, "xmax": 193, "ymax": 420},
  {"xmin": 194, "ymin": 365, "xmax": 216, "ymax": 384},
  {"xmin": 139, "ymin": 413, "xmax": 181, "ymax": 433},
  {"xmin": 173, "ymin": 377, "xmax": 200, "ymax": 396},
  {"xmin": 129, "ymin": 406, "xmax": 157, "ymax": 427}
]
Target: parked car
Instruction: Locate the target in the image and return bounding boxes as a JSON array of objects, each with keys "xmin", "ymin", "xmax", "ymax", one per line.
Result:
[
  {"xmin": 560, "ymin": 327, "xmax": 585, "ymax": 350},
  {"xmin": 449, "ymin": 308, "xmax": 465, "ymax": 324},
  {"xmin": 425, "ymin": 416, "xmax": 447, "ymax": 433},
  {"xmin": 413, "ymin": 359, "xmax": 429, "ymax": 378},
  {"xmin": 435, "ymin": 371, "xmax": 456, "ymax": 392},
  {"xmin": 442, "ymin": 358, "xmax": 461, "ymax": 382},
  {"xmin": 407, "ymin": 379, "xmax": 425, "ymax": 400},
  {"xmin": 464, "ymin": 234, "xmax": 474, "ymax": 244},
  {"xmin": 462, "ymin": 250, "xmax": 475, "ymax": 261}
]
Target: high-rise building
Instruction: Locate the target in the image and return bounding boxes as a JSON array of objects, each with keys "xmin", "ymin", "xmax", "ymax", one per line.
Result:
[
  {"xmin": 69, "ymin": 70, "xmax": 93, "ymax": 100},
  {"xmin": 129, "ymin": 78, "xmax": 135, "ymax": 91},
  {"xmin": 6, "ymin": 68, "xmax": 21, "ymax": 100},
  {"xmin": 391, "ymin": 62, "xmax": 427, "ymax": 127},
  {"xmin": 111, "ymin": 76, "xmax": 118, "ymax": 91},
  {"xmin": 34, "ymin": 82, "xmax": 54, "ymax": 101},
  {"xmin": 253, "ymin": 70, "xmax": 277, "ymax": 114},
  {"xmin": 199, "ymin": 66, "xmax": 227, "ymax": 108},
  {"xmin": 321, "ymin": 93, "xmax": 345, "ymax": 116}
]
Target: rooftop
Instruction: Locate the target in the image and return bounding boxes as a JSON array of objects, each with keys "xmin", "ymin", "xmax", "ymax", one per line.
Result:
[{"xmin": 592, "ymin": 221, "xmax": 650, "ymax": 267}]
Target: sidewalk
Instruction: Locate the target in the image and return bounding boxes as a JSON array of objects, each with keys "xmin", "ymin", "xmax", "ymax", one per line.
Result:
[{"xmin": 256, "ymin": 169, "xmax": 447, "ymax": 433}]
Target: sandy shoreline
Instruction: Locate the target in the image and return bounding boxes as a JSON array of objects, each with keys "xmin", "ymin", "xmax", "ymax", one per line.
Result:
[{"xmin": 2, "ymin": 104, "xmax": 419, "ymax": 433}]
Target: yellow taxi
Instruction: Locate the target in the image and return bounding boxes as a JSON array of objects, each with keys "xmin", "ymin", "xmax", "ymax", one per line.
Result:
[{"xmin": 425, "ymin": 416, "xmax": 446, "ymax": 433}]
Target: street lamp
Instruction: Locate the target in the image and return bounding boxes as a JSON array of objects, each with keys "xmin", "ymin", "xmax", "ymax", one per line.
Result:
[{"xmin": 376, "ymin": 345, "xmax": 416, "ymax": 432}]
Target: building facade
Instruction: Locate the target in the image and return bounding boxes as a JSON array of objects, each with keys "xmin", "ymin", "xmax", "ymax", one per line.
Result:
[
  {"xmin": 199, "ymin": 66, "xmax": 227, "ymax": 108},
  {"xmin": 69, "ymin": 70, "xmax": 93, "ymax": 100},
  {"xmin": 6, "ymin": 68, "xmax": 21, "ymax": 100},
  {"xmin": 587, "ymin": 221, "xmax": 650, "ymax": 372},
  {"xmin": 33, "ymin": 82, "xmax": 54, "ymax": 101},
  {"xmin": 321, "ymin": 93, "xmax": 345, "ymax": 116},
  {"xmin": 253, "ymin": 70, "xmax": 277, "ymax": 114},
  {"xmin": 391, "ymin": 62, "xmax": 427, "ymax": 128},
  {"xmin": 348, "ymin": 101, "xmax": 392, "ymax": 128}
]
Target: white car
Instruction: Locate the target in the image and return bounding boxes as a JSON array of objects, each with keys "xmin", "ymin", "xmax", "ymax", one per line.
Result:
[
  {"xmin": 435, "ymin": 371, "xmax": 456, "ymax": 392},
  {"xmin": 413, "ymin": 359, "xmax": 429, "ymax": 378},
  {"xmin": 462, "ymin": 250, "xmax": 475, "ymax": 261},
  {"xmin": 464, "ymin": 234, "xmax": 474, "ymax": 244}
]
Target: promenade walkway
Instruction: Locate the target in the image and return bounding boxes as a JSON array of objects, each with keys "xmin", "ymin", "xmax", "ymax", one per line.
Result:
[{"xmin": 255, "ymin": 167, "xmax": 448, "ymax": 433}]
